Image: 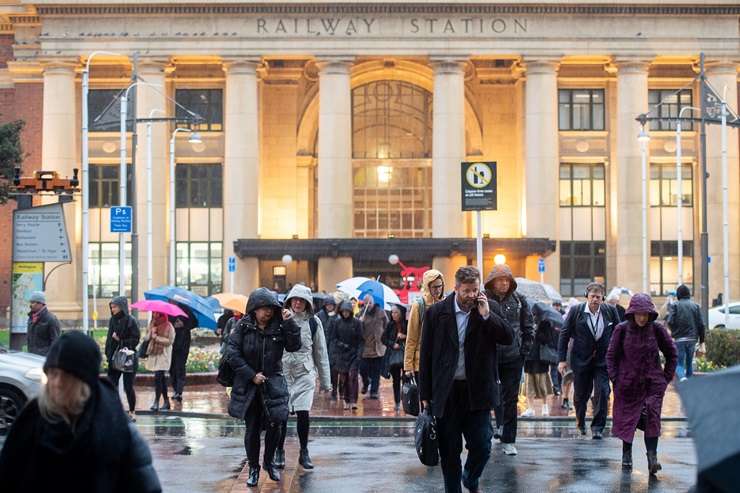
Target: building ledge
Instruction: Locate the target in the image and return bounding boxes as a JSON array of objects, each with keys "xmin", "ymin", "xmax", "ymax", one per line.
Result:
[{"xmin": 234, "ymin": 237, "xmax": 556, "ymax": 263}]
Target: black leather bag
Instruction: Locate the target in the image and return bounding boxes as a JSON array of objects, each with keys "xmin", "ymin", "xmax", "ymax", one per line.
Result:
[
  {"xmin": 414, "ymin": 408, "xmax": 439, "ymax": 466},
  {"xmin": 217, "ymin": 354, "xmax": 234, "ymax": 387},
  {"xmin": 387, "ymin": 346, "xmax": 405, "ymax": 370},
  {"xmin": 402, "ymin": 373, "xmax": 419, "ymax": 416},
  {"xmin": 136, "ymin": 338, "xmax": 149, "ymax": 359}
]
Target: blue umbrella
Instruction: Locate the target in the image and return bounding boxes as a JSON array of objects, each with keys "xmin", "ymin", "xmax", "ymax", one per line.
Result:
[
  {"xmin": 357, "ymin": 280, "xmax": 386, "ymax": 310},
  {"xmin": 144, "ymin": 286, "xmax": 218, "ymax": 329}
]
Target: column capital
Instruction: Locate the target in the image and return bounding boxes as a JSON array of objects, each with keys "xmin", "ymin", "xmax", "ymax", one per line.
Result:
[
  {"xmin": 137, "ymin": 58, "xmax": 172, "ymax": 75},
  {"xmin": 612, "ymin": 58, "xmax": 652, "ymax": 74},
  {"xmin": 315, "ymin": 57, "xmax": 354, "ymax": 75},
  {"xmin": 222, "ymin": 58, "xmax": 262, "ymax": 75},
  {"xmin": 429, "ymin": 57, "xmax": 468, "ymax": 75},
  {"xmin": 704, "ymin": 59, "xmax": 739, "ymax": 77},
  {"xmin": 40, "ymin": 58, "xmax": 78, "ymax": 75},
  {"xmin": 520, "ymin": 57, "xmax": 561, "ymax": 75}
]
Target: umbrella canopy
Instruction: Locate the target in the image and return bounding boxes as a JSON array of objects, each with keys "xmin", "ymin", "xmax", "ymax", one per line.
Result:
[
  {"xmin": 678, "ymin": 365, "xmax": 740, "ymax": 492},
  {"xmin": 531, "ymin": 302, "xmax": 565, "ymax": 328},
  {"xmin": 210, "ymin": 293, "xmax": 248, "ymax": 314},
  {"xmin": 130, "ymin": 299, "xmax": 187, "ymax": 318},
  {"xmin": 514, "ymin": 277, "xmax": 563, "ymax": 304},
  {"xmin": 144, "ymin": 286, "xmax": 218, "ymax": 329},
  {"xmin": 337, "ymin": 277, "xmax": 401, "ymax": 310}
]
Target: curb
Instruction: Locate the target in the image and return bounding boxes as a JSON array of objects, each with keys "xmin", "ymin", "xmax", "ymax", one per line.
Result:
[{"xmin": 101, "ymin": 371, "xmax": 218, "ymax": 385}]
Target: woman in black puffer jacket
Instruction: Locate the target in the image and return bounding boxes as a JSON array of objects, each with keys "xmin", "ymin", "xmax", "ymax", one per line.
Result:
[
  {"xmin": 225, "ymin": 288, "xmax": 301, "ymax": 488},
  {"xmin": 104, "ymin": 296, "xmax": 140, "ymax": 420},
  {"xmin": 329, "ymin": 301, "xmax": 364, "ymax": 411}
]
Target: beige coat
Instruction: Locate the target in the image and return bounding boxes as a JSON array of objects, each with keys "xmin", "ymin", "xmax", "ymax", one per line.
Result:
[
  {"xmin": 404, "ymin": 269, "xmax": 444, "ymax": 372},
  {"xmin": 144, "ymin": 320, "xmax": 175, "ymax": 372}
]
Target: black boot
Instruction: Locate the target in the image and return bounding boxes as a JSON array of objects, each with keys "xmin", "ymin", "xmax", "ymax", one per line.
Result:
[
  {"xmin": 160, "ymin": 396, "xmax": 171, "ymax": 411},
  {"xmin": 622, "ymin": 443, "xmax": 633, "ymax": 469},
  {"xmin": 246, "ymin": 465, "xmax": 260, "ymax": 487},
  {"xmin": 299, "ymin": 448, "xmax": 314, "ymax": 469},
  {"xmin": 647, "ymin": 452, "xmax": 662, "ymax": 475},
  {"xmin": 264, "ymin": 463, "xmax": 281, "ymax": 482},
  {"xmin": 273, "ymin": 448, "xmax": 285, "ymax": 469}
]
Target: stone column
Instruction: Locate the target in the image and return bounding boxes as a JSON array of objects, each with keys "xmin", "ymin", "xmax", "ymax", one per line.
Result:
[
  {"xmin": 614, "ymin": 59, "xmax": 650, "ymax": 291},
  {"xmin": 317, "ymin": 58, "xmax": 353, "ymax": 238},
  {"xmin": 706, "ymin": 61, "xmax": 740, "ymax": 300},
  {"xmin": 317, "ymin": 59, "xmax": 353, "ymax": 285},
  {"xmin": 432, "ymin": 58, "xmax": 466, "ymax": 238},
  {"xmin": 523, "ymin": 58, "xmax": 560, "ymax": 285},
  {"xmin": 135, "ymin": 60, "xmax": 168, "ymax": 295},
  {"xmin": 224, "ymin": 59, "xmax": 260, "ymax": 293},
  {"xmin": 41, "ymin": 60, "xmax": 80, "ymax": 322}
]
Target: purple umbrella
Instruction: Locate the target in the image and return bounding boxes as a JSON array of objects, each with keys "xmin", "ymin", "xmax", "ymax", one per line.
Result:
[{"xmin": 131, "ymin": 299, "xmax": 187, "ymax": 318}]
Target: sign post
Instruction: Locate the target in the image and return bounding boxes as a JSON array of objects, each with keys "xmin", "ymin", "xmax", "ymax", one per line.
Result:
[
  {"xmin": 538, "ymin": 257, "xmax": 546, "ymax": 284},
  {"xmin": 461, "ymin": 161, "xmax": 497, "ymax": 273},
  {"xmin": 228, "ymin": 255, "xmax": 236, "ymax": 292}
]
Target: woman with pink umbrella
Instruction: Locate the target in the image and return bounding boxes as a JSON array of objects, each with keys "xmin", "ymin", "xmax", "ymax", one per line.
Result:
[{"xmin": 131, "ymin": 300, "xmax": 186, "ymax": 412}]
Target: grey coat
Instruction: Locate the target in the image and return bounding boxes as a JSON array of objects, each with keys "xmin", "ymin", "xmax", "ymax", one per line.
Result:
[
  {"xmin": 27, "ymin": 307, "xmax": 60, "ymax": 357},
  {"xmin": 282, "ymin": 285, "xmax": 332, "ymax": 412}
]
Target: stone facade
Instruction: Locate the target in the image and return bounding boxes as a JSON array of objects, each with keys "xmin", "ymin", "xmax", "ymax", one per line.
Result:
[{"xmin": 0, "ymin": 1, "xmax": 738, "ymax": 323}]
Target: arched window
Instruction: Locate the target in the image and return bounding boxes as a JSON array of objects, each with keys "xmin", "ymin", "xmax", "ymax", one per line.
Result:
[{"xmin": 352, "ymin": 80, "xmax": 432, "ymax": 238}]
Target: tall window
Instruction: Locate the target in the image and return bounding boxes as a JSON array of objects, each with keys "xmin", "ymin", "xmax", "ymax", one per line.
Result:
[
  {"xmin": 175, "ymin": 89, "xmax": 223, "ymax": 131},
  {"xmin": 175, "ymin": 163, "xmax": 223, "ymax": 296},
  {"xmin": 558, "ymin": 89, "xmax": 605, "ymax": 131},
  {"xmin": 88, "ymin": 242, "xmax": 132, "ymax": 298},
  {"xmin": 176, "ymin": 242, "xmax": 222, "ymax": 296},
  {"xmin": 559, "ymin": 163, "xmax": 606, "ymax": 296},
  {"xmin": 649, "ymin": 163, "xmax": 694, "ymax": 295},
  {"xmin": 649, "ymin": 89, "xmax": 693, "ymax": 131},
  {"xmin": 175, "ymin": 164, "xmax": 223, "ymax": 208},
  {"xmin": 88, "ymin": 89, "xmax": 134, "ymax": 132},
  {"xmin": 90, "ymin": 164, "xmax": 132, "ymax": 208},
  {"xmin": 352, "ymin": 80, "xmax": 433, "ymax": 237}
]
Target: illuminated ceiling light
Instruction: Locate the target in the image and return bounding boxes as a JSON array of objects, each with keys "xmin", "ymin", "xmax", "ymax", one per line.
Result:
[
  {"xmin": 494, "ymin": 254, "xmax": 506, "ymax": 265},
  {"xmin": 377, "ymin": 165, "xmax": 392, "ymax": 184}
]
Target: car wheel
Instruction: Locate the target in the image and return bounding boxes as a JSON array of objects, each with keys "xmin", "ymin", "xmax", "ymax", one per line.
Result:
[{"xmin": 0, "ymin": 387, "xmax": 26, "ymax": 434}]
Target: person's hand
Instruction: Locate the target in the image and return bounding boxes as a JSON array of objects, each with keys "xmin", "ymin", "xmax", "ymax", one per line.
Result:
[
  {"xmin": 421, "ymin": 400, "xmax": 429, "ymax": 410},
  {"xmin": 696, "ymin": 342, "xmax": 706, "ymax": 356},
  {"xmin": 558, "ymin": 361, "xmax": 568, "ymax": 375},
  {"xmin": 282, "ymin": 309, "xmax": 293, "ymax": 320},
  {"xmin": 404, "ymin": 370, "xmax": 414, "ymax": 378},
  {"xmin": 397, "ymin": 333, "xmax": 407, "ymax": 340},
  {"xmin": 393, "ymin": 343, "xmax": 400, "ymax": 350},
  {"xmin": 321, "ymin": 385, "xmax": 333, "ymax": 393},
  {"xmin": 112, "ymin": 332, "xmax": 120, "ymax": 341},
  {"xmin": 215, "ymin": 328, "xmax": 222, "ymax": 336},
  {"xmin": 476, "ymin": 292, "xmax": 489, "ymax": 318},
  {"xmin": 252, "ymin": 372, "xmax": 267, "ymax": 385}
]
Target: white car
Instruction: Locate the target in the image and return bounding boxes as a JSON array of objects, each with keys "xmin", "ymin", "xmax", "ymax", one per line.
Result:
[
  {"xmin": 0, "ymin": 346, "xmax": 46, "ymax": 433},
  {"xmin": 708, "ymin": 302, "xmax": 740, "ymax": 330}
]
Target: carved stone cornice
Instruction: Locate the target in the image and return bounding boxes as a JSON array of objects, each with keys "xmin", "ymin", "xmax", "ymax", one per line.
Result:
[{"xmin": 34, "ymin": 4, "xmax": 740, "ymax": 17}]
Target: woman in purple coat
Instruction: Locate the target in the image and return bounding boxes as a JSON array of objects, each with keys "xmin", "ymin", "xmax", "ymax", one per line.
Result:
[{"xmin": 606, "ymin": 293, "xmax": 677, "ymax": 475}]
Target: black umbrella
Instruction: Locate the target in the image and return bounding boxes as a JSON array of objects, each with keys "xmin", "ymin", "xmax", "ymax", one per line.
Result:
[
  {"xmin": 531, "ymin": 302, "xmax": 564, "ymax": 329},
  {"xmin": 678, "ymin": 365, "xmax": 740, "ymax": 492}
]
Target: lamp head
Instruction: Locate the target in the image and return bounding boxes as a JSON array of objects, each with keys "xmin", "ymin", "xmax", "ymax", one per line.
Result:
[{"xmin": 188, "ymin": 131, "xmax": 203, "ymax": 145}]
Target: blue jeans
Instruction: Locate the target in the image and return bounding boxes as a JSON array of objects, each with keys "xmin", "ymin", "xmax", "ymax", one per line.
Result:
[{"xmin": 676, "ymin": 341, "xmax": 696, "ymax": 379}]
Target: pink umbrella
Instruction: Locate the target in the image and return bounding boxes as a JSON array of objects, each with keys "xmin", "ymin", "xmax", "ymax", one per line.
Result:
[{"xmin": 131, "ymin": 299, "xmax": 187, "ymax": 318}]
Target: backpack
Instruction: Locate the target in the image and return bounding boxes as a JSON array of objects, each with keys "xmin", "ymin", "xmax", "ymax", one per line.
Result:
[
  {"xmin": 309, "ymin": 316, "xmax": 319, "ymax": 339},
  {"xmin": 416, "ymin": 297, "xmax": 427, "ymax": 327}
]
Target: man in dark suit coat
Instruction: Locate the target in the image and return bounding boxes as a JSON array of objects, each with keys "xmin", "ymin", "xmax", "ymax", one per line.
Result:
[
  {"xmin": 420, "ymin": 266, "xmax": 512, "ymax": 493},
  {"xmin": 558, "ymin": 282, "xmax": 620, "ymax": 439}
]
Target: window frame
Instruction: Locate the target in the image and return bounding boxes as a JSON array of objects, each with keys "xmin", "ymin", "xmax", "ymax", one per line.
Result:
[
  {"xmin": 88, "ymin": 241, "xmax": 132, "ymax": 298},
  {"xmin": 88, "ymin": 88, "xmax": 135, "ymax": 132},
  {"xmin": 649, "ymin": 162, "xmax": 694, "ymax": 208},
  {"xmin": 175, "ymin": 163, "xmax": 223, "ymax": 209},
  {"xmin": 175, "ymin": 88, "xmax": 224, "ymax": 132},
  {"xmin": 559, "ymin": 240, "xmax": 607, "ymax": 298},
  {"xmin": 648, "ymin": 88, "xmax": 694, "ymax": 131},
  {"xmin": 650, "ymin": 240, "xmax": 694, "ymax": 297},
  {"xmin": 175, "ymin": 240, "xmax": 223, "ymax": 296},
  {"xmin": 559, "ymin": 163, "xmax": 606, "ymax": 208},
  {"xmin": 558, "ymin": 88, "xmax": 605, "ymax": 131},
  {"xmin": 89, "ymin": 163, "xmax": 133, "ymax": 208}
]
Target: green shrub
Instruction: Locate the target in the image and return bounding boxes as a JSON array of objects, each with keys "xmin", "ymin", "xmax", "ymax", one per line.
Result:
[
  {"xmin": 694, "ymin": 355, "xmax": 720, "ymax": 373},
  {"xmin": 705, "ymin": 329, "xmax": 740, "ymax": 368}
]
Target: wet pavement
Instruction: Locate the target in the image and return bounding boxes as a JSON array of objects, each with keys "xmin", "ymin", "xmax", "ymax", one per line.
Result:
[
  {"xmin": 131, "ymin": 416, "xmax": 696, "ymax": 493},
  {"xmin": 128, "ymin": 377, "xmax": 686, "ymax": 419}
]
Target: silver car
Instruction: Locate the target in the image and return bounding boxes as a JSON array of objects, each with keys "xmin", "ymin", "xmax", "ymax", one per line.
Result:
[{"xmin": 0, "ymin": 346, "xmax": 46, "ymax": 433}]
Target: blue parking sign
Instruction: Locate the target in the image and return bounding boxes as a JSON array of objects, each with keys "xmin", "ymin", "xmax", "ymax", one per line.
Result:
[
  {"xmin": 538, "ymin": 257, "xmax": 546, "ymax": 274},
  {"xmin": 228, "ymin": 256, "xmax": 236, "ymax": 273},
  {"xmin": 110, "ymin": 206, "xmax": 132, "ymax": 233}
]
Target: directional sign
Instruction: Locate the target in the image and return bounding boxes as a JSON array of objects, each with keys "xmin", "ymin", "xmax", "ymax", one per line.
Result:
[
  {"xmin": 13, "ymin": 203, "xmax": 72, "ymax": 262},
  {"xmin": 461, "ymin": 161, "xmax": 497, "ymax": 211},
  {"xmin": 110, "ymin": 206, "xmax": 133, "ymax": 233},
  {"xmin": 228, "ymin": 256, "xmax": 236, "ymax": 273},
  {"xmin": 538, "ymin": 257, "xmax": 546, "ymax": 274}
]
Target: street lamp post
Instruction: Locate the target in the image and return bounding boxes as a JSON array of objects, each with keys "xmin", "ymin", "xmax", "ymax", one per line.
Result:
[
  {"xmin": 638, "ymin": 126, "xmax": 650, "ymax": 294},
  {"xmin": 169, "ymin": 127, "xmax": 202, "ymax": 286},
  {"xmin": 675, "ymin": 106, "xmax": 701, "ymax": 286}
]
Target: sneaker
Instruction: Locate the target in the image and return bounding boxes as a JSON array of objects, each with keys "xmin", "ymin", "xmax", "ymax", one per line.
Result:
[
  {"xmin": 351, "ymin": 403, "xmax": 358, "ymax": 410},
  {"xmin": 502, "ymin": 443, "xmax": 518, "ymax": 456},
  {"xmin": 343, "ymin": 402, "xmax": 350, "ymax": 410},
  {"xmin": 493, "ymin": 425, "xmax": 503, "ymax": 440},
  {"xmin": 520, "ymin": 408, "xmax": 535, "ymax": 417},
  {"xmin": 679, "ymin": 377, "xmax": 688, "ymax": 382},
  {"xmin": 542, "ymin": 404, "xmax": 550, "ymax": 417}
]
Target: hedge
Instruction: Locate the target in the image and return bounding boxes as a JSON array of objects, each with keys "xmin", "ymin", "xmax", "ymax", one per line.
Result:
[{"xmin": 705, "ymin": 329, "xmax": 740, "ymax": 368}]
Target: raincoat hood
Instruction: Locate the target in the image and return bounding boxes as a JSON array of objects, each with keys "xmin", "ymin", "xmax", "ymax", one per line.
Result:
[
  {"xmin": 338, "ymin": 300, "xmax": 354, "ymax": 318},
  {"xmin": 285, "ymin": 284, "xmax": 315, "ymax": 314},
  {"xmin": 625, "ymin": 293, "xmax": 659, "ymax": 323},
  {"xmin": 420, "ymin": 269, "xmax": 445, "ymax": 304},
  {"xmin": 484, "ymin": 264, "xmax": 518, "ymax": 298},
  {"xmin": 246, "ymin": 288, "xmax": 282, "ymax": 314},
  {"xmin": 109, "ymin": 296, "xmax": 129, "ymax": 317}
]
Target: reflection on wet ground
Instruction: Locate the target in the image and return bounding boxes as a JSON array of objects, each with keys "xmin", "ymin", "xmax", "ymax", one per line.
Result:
[{"xmin": 132, "ymin": 415, "xmax": 696, "ymax": 493}]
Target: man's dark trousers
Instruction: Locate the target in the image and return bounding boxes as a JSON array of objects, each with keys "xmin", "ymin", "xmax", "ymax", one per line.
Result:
[
  {"xmin": 493, "ymin": 360, "xmax": 523, "ymax": 444},
  {"xmin": 437, "ymin": 380, "xmax": 493, "ymax": 493},
  {"xmin": 573, "ymin": 365, "xmax": 610, "ymax": 433}
]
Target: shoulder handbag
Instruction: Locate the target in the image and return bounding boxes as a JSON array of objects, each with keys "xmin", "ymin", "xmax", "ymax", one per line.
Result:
[
  {"xmin": 112, "ymin": 343, "xmax": 136, "ymax": 373},
  {"xmin": 401, "ymin": 373, "xmax": 420, "ymax": 416},
  {"xmin": 415, "ymin": 408, "xmax": 439, "ymax": 466},
  {"xmin": 137, "ymin": 336, "xmax": 149, "ymax": 359},
  {"xmin": 217, "ymin": 353, "xmax": 234, "ymax": 387},
  {"xmin": 388, "ymin": 344, "xmax": 405, "ymax": 370}
]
